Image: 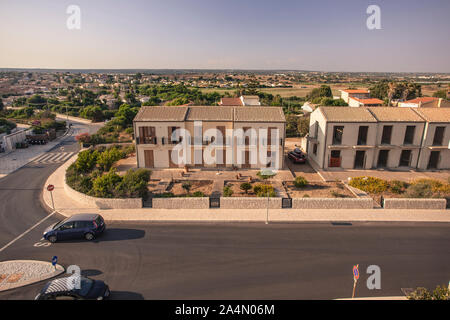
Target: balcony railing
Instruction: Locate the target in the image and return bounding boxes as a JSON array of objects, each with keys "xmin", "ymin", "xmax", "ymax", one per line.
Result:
[{"xmin": 137, "ymin": 136, "xmax": 157, "ymax": 144}]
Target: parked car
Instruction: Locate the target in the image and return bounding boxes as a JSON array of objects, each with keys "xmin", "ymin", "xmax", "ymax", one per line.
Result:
[
  {"xmin": 292, "ymin": 148, "xmax": 305, "ymax": 157},
  {"xmin": 288, "ymin": 151, "xmax": 306, "ymax": 163},
  {"xmin": 35, "ymin": 275, "xmax": 110, "ymax": 300},
  {"xmin": 43, "ymin": 214, "xmax": 105, "ymax": 243}
]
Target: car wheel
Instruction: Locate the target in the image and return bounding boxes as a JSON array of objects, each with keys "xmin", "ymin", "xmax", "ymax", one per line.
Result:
[
  {"xmin": 48, "ymin": 235, "xmax": 57, "ymax": 243},
  {"xmin": 85, "ymin": 232, "xmax": 94, "ymax": 241}
]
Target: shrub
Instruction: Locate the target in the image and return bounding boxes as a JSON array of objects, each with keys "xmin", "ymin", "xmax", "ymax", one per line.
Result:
[
  {"xmin": 257, "ymin": 170, "xmax": 276, "ymax": 180},
  {"xmin": 223, "ymin": 186, "xmax": 233, "ymax": 197},
  {"xmin": 115, "ymin": 168, "xmax": 151, "ymax": 198},
  {"xmin": 66, "ymin": 164, "xmax": 93, "ymax": 194},
  {"xmin": 303, "ymin": 194, "xmax": 310, "ymax": 198},
  {"xmin": 75, "ymin": 149, "xmax": 99, "ymax": 173},
  {"xmin": 389, "ymin": 180, "xmax": 408, "ymax": 194},
  {"xmin": 407, "ymin": 285, "xmax": 450, "ymax": 300},
  {"xmin": 240, "ymin": 182, "xmax": 252, "ymax": 194},
  {"xmin": 349, "ymin": 176, "xmax": 388, "ymax": 194},
  {"xmin": 91, "ymin": 169, "xmax": 122, "ymax": 198},
  {"xmin": 403, "ymin": 179, "xmax": 450, "ymax": 199},
  {"xmin": 97, "ymin": 146, "xmax": 125, "ymax": 171},
  {"xmin": 182, "ymin": 181, "xmax": 192, "ymax": 194},
  {"xmin": 294, "ymin": 176, "xmax": 308, "ymax": 188},
  {"xmin": 191, "ymin": 191, "xmax": 205, "ymax": 197},
  {"xmin": 253, "ymin": 184, "xmax": 276, "ymax": 197}
]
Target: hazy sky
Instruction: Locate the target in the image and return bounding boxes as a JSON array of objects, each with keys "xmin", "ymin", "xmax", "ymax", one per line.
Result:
[{"xmin": 1, "ymin": 0, "xmax": 449, "ymax": 72}]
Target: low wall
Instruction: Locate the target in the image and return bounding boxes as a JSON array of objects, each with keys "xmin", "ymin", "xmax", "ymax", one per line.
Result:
[
  {"xmin": 383, "ymin": 198, "xmax": 446, "ymax": 210},
  {"xmin": 220, "ymin": 197, "xmax": 282, "ymax": 209},
  {"xmin": 292, "ymin": 198, "xmax": 373, "ymax": 209},
  {"xmin": 152, "ymin": 197, "xmax": 209, "ymax": 209}
]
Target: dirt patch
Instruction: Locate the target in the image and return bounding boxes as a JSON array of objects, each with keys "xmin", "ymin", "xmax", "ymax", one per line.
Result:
[
  {"xmin": 224, "ymin": 180, "xmax": 276, "ymax": 197},
  {"xmin": 167, "ymin": 180, "xmax": 213, "ymax": 196},
  {"xmin": 285, "ymin": 181, "xmax": 355, "ymax": 198}
]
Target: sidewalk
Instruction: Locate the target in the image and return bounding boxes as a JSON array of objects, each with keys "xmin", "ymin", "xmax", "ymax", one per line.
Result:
[
  {"xmin": 43, "ymin": 156, "xmax": 450, "ymax": 223},
  {"xmin": 0, "ymin": 127, "xmax": 72, "ymax": 177}
]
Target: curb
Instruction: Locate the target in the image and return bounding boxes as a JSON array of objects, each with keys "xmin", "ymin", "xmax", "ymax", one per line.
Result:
[{"xmin": 0, "ymin": 260, "xmax": 64, "ymax": 292}]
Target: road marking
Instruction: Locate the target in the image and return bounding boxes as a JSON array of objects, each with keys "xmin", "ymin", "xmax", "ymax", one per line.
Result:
[
  {"xmin": 0, "ymin": 211, "xmax": 56, "ymax": 253},
  {"xmin": 33, "ymin": 241, "xmax": 51, "ymax": 247},
  {"xmin": 31, "ymin": 152, "xmax": 74, "ymax": 164}
]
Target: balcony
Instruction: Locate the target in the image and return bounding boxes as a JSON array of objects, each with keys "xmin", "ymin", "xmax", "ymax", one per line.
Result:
[{"xmin": 137, "ymin": 136, "xmax": 157, "ymax": 144}]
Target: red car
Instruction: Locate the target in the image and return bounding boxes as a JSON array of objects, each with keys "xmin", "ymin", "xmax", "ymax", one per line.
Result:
[{"xmin": 288, "ymin": 151, "xmax": 306, "ymax": 164}]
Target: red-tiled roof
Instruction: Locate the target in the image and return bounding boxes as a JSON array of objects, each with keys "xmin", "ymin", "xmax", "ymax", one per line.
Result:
[
  {"xmin": 403, "ymin": 97, "xmax": 439, "ymax": 104},
  {"xmin": 219, "ymin": 97, "xmax": 243, "ymax": 106},
  {"xmin": 351, "ymin": 97, "xmax": 384, "ymax": 105},
  {"xmin": 341, "ymin": 89, "xmax": 369, "ymax": 94}
]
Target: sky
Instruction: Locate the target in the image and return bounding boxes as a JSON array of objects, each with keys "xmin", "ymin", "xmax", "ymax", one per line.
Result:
[{"xmin": 0, "ymin": 0, "xmax": 449, "ymax": 72}]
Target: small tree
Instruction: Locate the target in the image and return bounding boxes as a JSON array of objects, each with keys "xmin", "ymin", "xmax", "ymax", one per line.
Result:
[
  {"xmin": 240, "ymin": 182, "xmax": 252, "ymax": 194},
  {"xmin": 294, "ymin": 176, "xmax": 308, "ymax": 188},
  {"xmin": 223, "ymin": 186, "xmax": 233, "ymax": 197},
  {"xmin": 182, "ymin": 181, "xmax": 192, "ymax": 195},
  {"xmin": 407, "ymin": 285, "xmax": 449, "ymax": 300}
]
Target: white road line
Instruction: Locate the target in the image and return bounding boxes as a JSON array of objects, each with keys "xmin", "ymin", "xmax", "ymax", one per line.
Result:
[
  {"xmin": 42, "ymin": 154, "xmax": 60, "ymax": 163},
  {"xmin": 53, "ymin": 153, "xmax": 67, "ymax": 161},
  {"xmin": 0, "ymin": 211, "xmax": 56, "ymax": 253},
  {"xmin": 34, "ymin": 153, "xmax": 54, "ymax": 163}
]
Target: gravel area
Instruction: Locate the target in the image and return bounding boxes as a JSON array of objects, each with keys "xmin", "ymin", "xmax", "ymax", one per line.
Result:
[{"xmin": 0, "ymin": 260, "xmax": 64, "ymax": 292}]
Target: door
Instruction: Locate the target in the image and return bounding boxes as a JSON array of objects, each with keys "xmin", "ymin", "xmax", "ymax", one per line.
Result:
[
  {"xmin": 144, "ymin": 150, "xmax": 154, "ymax": 168},
  {"xmin": 427, "ymin": 151, "xmax": 440, "ymax": 169},
  {"xmin": 56, "ymin": 222, "xmax": 76, "ymax": 240},
  {"xmin": 329, "ymin": 150, "xmax": 341, "ymax": 167},
  {"xmin": 377, "ymin": 150, "xmax": 389, "ymax": 168},
  {"xmin": 242, "ymin": 150, "xmax": 251, "ymax": 168},
  {"xmin": 169, "ymin": 150, "xmax": 178, "ymax": 168},
  {"xmin": 353, "ymin": 151, "xmax": 365, "ymax": 169},
  {"xmin": 399, "ymin": 150, "xmax": 412, "ymax": 167}
]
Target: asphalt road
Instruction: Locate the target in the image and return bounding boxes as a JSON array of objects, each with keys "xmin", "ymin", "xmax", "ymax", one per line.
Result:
[{"xmin": 0, "ymin": 121, "xmax": 449, "ymax": 300}]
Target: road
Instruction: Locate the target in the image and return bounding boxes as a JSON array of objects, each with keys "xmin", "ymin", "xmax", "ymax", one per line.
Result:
[{"xmin": 0, "ymin": 120, "xmax": 449, "ymax": 300}]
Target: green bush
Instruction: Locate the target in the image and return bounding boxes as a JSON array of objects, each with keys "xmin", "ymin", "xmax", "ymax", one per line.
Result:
[
  {"xmin": 66, "ymin": 164, "xmax": 93, "ymax": 194},
  {"xmin": 115, "ymin": 168, "xmax": 151, "ymax": 198},
  {"xmin": 407, "ymin": 285, "xmax": 450, "ymax": 300},
  {"xmin": 403, "ymin": 179, "xmax": 450, "ymax": 199},
  {"xmin": 97, "ymin": 146, "xmax": 125, "ymax": 171},
  {"xmin": 240, "ymin": 182, "xmax": 252, "ymax": 194},
  {"xmin": 294, "ymin": 176, "xmax": 308, "ymax": 188},
  {"xmin": 182, "ymin": 181, "xmax": 192, "ymax": 194},
  {"xmin": 389, "ymin": 180, "xmax": 408, "ymax": 194},
  {"xmin": 75, "ymin": 149, "xmax": 99, "ymax": 173},
  {"xmin": 223, "ymin": 186, "xmax": 233, "ymax": 197},
  {"xmin": 253, "ymin": 184, "xmax": 276, "ymax": 197},
  {"xmin": 91, "ymin": 169, "xmax": 122, "ymax": 198},
  {"xmin": 191, "ymin": 191, "xmax": 205, "ymax": 197},
  {"xmin": 349, "ymin": 176, "xmax": 388, "ymax": 194}
]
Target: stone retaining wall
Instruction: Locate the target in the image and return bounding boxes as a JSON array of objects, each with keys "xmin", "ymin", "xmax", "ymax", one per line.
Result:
[
  {"xmin": 220, "ymin": 197, "xmax": 282, "ymax": 209},
  {"xmin": 152, "ymin": 197, "xmax": 209, "ymax": 209},
  {"xmin": 383, "ymin": 198, "xmax": 446, "ymax": 210},
  {"xmin": 292, "ymin": 198, "xmax": 373, "ymax": 209}
]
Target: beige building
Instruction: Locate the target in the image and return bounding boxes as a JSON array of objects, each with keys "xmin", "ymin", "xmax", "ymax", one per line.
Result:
[
  {"xmin": 398, "ymin": 97, "xmax": 450, "ymax": 108},
  {"xmin": 133, "ymin": 106, "xmax": 286, "ymax": 169},
  {"xmin": 348, "ymin": 97, "xmax": 384, "ymax": 107},
  {"xmin": 307, "ymin": 107, "xmax": 450, "ymax": 170},
  {"xmin": 340, "ymin": 89, "xmax": 371, "ymax": 104}
]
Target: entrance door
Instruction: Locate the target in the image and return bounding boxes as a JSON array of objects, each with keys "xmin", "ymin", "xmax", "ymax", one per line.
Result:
[
  {"xmin": 354, "ymin": 151, "xmax": 365, "ymax": 169},
  {"xmin": 399, "ymin": 150, "xmax": 412, "ymax": 167},
  {"xmin": 242, "ymin": 150, "xmax": 251, "ymax": 168},
  {"xmin": 377, "ymin": 150, "xmax": 389, "ymax": 168},
  {"xmin": 427, "ymin": 151, "xmax": 440, "ymax": 169},
  {"xmin": 144, "ymin": 150, "xmax": 154, "ymax": 168}
]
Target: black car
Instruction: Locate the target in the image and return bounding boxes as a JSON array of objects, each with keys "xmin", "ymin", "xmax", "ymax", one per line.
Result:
[
  {"xmin": 35, "ymin": 275, "xmax": 110, "ymax": 300},
  {"xmin": 43, "ymin": 214, "xmax": 106, "ymax": 243}
]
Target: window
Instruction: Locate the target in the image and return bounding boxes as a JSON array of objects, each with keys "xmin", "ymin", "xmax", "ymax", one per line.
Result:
[
  {"xmin": 313, "ymin": 121, "xmax": 318, "ymax": 138},
  {"xmin": 403, "ymin": 126, "xmax": 415, "ymax": 145},
  {"xmin": 313, "ymin": 143, "xmax": 318, "ymax": 155},
  {"xmin": 381, "ymin": 125, "xmax": 392, "ymax": 144},
  {"xmin": 59, "ymin": 222, "xmax": 74, "ymax": 231},
  {"xmin": 332, "ymin": 126, "xmax": 344, "ymax": 145},
  {"xmin": 357, "ymin": 126, "xmax": 368, "ymax": 145},
  {"xmin": 432, "ymin": 126, "xmax": 445, "ymax": 146},
  {"xmin": 139, "ymin": 126, "xmax": 156, "ymax": 144}
]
